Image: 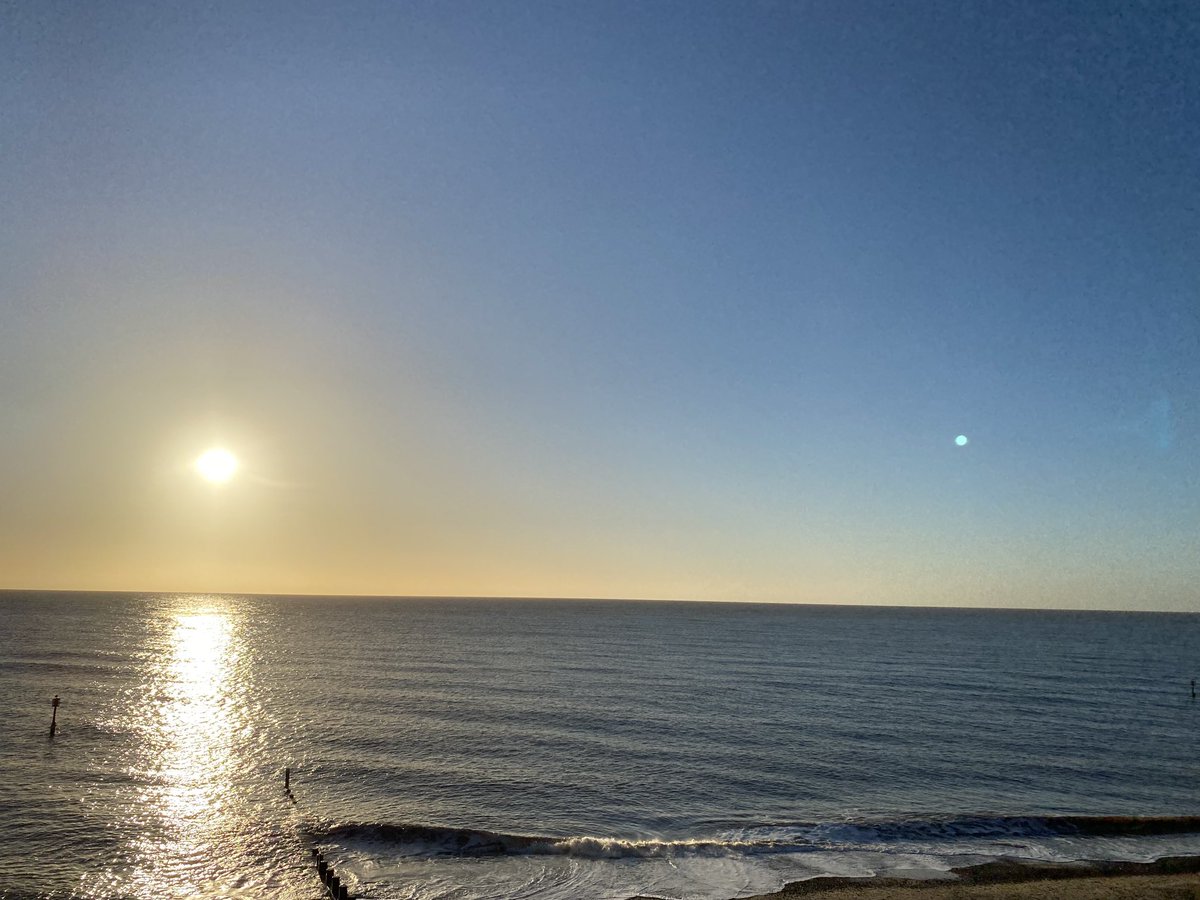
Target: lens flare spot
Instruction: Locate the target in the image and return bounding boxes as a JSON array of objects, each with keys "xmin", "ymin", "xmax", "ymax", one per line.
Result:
[{"xmin": 955, "ymin": 434, "xmax": 969, "ymax": 447}]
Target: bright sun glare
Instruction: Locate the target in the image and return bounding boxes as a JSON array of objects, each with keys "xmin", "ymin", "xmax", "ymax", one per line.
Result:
[{"xmin": 195, "ymin": 448, "xmax": 239, "ymax": 484}]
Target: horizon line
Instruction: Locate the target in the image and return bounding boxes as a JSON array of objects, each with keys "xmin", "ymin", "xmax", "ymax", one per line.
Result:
[{"xmin": 0, "ymin": 586, "xmax": 1194, "ymax": 615}]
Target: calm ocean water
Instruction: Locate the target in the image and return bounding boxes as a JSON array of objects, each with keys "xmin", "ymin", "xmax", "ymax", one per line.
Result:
[{"xmin": 1, "ymin": 592, "xmax": 1198, "ymax": 900}]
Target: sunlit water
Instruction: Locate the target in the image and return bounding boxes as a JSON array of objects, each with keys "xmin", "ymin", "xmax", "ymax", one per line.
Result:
[{"xmin": 1, "ymin": 594, "xmax": 1198, "ymax": 899}]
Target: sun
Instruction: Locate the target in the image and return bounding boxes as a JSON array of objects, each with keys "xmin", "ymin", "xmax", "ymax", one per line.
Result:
[{"xmin": 194, "ymin": 448, "xmax": 239, "ymax": 484}]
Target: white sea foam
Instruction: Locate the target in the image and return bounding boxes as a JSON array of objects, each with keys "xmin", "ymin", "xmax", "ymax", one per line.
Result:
[{"xmin": 321, "ymin": 817, "xmax": 1200, "ymax": 899}]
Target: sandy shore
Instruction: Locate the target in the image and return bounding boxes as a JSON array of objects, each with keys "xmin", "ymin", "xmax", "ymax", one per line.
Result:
[{"xmin": 731, "ymin": 857, "xmax": 1200, "ymax": 899}]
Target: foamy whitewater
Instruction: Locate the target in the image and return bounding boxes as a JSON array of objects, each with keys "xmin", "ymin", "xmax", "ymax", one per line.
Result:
[{"xmin": 2, "ymin": 594, "xmax": 1198, "ymax": 899}]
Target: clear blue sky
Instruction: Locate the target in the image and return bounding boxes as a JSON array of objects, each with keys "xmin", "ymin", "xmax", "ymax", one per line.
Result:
[{"xmin": 2, "ymin": 1, "xmax": 1197, "ymax": 608}]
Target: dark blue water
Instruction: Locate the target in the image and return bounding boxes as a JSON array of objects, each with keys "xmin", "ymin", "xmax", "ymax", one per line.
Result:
[{"xmin": 1, "ymin": 593, "xmax": 1198, "ymax": 899}]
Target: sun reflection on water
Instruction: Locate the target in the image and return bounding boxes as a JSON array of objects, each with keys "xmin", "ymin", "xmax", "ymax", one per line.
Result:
[
  {"xmin": 159, "ymin": 613, "xmax": 237, "ymax": 819},
  {"xmin": 75, "ymin": 598, "xmax": 309, "ymax": 899},
  {"xmin": 126, "ymin": 606, "xmax": 246, "ymax": 896}
]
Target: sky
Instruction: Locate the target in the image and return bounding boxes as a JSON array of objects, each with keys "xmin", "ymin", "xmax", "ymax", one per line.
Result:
[{"xmin": 2, "ymin": 1, "xmax": 1197, "ymax": 609}]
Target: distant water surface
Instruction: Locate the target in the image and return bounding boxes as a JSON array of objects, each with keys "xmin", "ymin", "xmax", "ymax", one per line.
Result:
[{"xmin": 1, "ymin": 593, "xmax": 1197, "ymax": 899}]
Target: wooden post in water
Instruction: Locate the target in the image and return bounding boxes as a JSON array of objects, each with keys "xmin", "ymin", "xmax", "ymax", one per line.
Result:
[
  {"xmin": 284, "ymin": 766, "xmax": 291, "ymax": 791},
  {"xmin": 49, "ymin": 695, "xmax": 60, "ymax": 738},
  {"xmin": 1191, "ymin": 679, "xmax": 1195, "ymax": 701}
]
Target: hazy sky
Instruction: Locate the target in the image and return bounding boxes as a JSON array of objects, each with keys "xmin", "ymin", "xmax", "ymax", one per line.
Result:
[{"xmin": 2, "ymin": 1, "xmax": 1197, "ymax": 608}]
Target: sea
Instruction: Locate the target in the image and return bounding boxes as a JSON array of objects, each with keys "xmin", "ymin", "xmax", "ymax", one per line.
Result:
[{"xmin": 1, "ymin": 592, "xmax": 1198, "ymax": 900}]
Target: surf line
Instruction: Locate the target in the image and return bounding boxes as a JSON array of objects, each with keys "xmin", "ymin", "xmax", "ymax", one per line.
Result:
[{"xmin": 285, "ymin": 768, "xmax": 353, "ymax": 900}]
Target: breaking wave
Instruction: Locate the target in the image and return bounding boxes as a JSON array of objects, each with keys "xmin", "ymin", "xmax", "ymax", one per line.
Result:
[{"xmin": 311, "ymin": 814, "xmax": 1200, "ymax": 860}]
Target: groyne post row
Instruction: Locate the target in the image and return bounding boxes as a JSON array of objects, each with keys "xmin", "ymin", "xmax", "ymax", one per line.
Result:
[
  {"xmin": 286, "ymin": 768, "xmax": 353, "ymax": 900},
  {"xmin": 312, "ymin": 847, "xmax": 351, "ymax": 900}
]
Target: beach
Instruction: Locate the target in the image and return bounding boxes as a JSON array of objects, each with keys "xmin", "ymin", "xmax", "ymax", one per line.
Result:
[{"xmin": 732, "ymin": 857, "xmax": 1200, "ymax": 899}]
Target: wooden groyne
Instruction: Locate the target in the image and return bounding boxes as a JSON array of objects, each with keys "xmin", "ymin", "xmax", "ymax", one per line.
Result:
[
  {"xmin": 312, "ymin": 846, "xmax": 352, "ymax": 900},
  {"xmin": 286, "ymin": 769, "xmax": 354, "ymax": 900}
]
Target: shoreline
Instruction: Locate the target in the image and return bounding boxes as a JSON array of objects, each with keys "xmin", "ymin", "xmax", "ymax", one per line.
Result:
[{"xmin": 729, "ymin": 855, "xmax": 1200, "ymax": 899}]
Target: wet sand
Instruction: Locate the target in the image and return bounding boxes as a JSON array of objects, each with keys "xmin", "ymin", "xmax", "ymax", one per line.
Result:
[{"xmin": 736, "ymin": 857, "xmax": 1200, "ymax": 899}]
